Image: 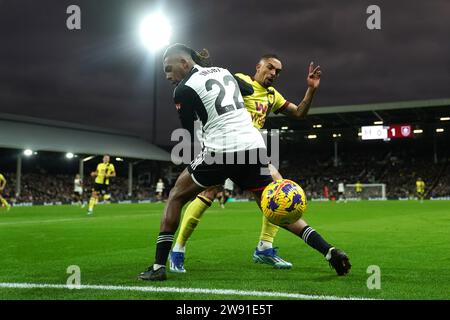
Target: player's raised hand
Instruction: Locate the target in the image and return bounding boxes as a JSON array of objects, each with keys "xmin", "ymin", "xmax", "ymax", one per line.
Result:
[{"xmin": 307, "ymin": 62, "xmax": 321, "ymax": 89}]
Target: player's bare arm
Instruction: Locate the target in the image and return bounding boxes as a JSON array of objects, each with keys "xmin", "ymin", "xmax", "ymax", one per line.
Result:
[{"xmin": 281, "ymin": 62, "xmax": 321, "ymax": 119}]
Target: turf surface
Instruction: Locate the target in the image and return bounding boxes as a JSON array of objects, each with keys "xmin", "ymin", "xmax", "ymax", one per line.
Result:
[{"xmin": 0, "ymin": 201, "xmax": 449, "ymax": 300}]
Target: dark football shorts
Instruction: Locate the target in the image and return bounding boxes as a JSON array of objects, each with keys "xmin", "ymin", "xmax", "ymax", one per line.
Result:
[
  {"xmin": 93, "ymin": 183, "xmax": 108, "ymax": 194},
  {"xmin": 188, "ymin": 148, "xmax": 273, "ymax": 192}
]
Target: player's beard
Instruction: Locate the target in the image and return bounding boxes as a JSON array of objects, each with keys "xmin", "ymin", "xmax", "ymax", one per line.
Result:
[{"xmin": 264, "ymin": 77, "xmax": 274, "ymax": 87}]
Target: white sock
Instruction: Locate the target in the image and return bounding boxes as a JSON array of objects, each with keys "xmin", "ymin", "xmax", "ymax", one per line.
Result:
[
  {"xmin": 325, "ymin": 247, "xmax": 335, "ymax": 260},
  {"xmin": 172, "ymin": 243, "xmax": 186, "ymax": 253},
  {"xmin": 153, "ymin": 264, "xmax": 165, "ymax": 270},
  {"xmin": 257, "ymin": 240, "xmax": 273, "ymax": 251}
]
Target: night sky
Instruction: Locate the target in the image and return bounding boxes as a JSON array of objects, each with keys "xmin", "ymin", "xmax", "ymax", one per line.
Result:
[{"xmin": 1, "ymin": 0, "xmax": 449, "ymax": 146}]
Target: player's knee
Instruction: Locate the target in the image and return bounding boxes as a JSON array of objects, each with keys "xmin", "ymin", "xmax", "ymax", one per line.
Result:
[
  {"xmin": 167, "ymin": 185, "xmax": 190, "ymax": 204},
  {"xmin": 199, "ymin": 186, "xmax": 219, "ymax": 201}
]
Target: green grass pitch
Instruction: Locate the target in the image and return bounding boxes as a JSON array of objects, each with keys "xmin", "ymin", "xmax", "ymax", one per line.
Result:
[{"xmin": 0, "ymin": 201, "xmax": 449, "ymax": 300}]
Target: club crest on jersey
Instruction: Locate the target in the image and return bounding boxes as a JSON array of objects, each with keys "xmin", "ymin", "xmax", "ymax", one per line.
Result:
[{"xmin": 401, "ymin": 126, "xmax": 410, "ymax": 136}]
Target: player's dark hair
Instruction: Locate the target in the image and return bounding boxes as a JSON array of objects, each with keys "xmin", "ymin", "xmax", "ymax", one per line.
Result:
[
  {"xmin": 163, "ymin": 43, "xmax": 211, "ymax": 67},
  {"xmin": 260, "ymin": 54, "xmax": 281, "ymax": 62}
]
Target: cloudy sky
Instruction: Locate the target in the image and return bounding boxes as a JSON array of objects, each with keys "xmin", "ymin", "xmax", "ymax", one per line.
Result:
[{"xmin": 0, "ymin": 0, "xmax": 449, "ymax": 145}]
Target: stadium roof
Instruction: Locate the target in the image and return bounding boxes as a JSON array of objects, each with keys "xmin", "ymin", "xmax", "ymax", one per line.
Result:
[
  {"xmin": 297, "ymin": 98, "xmax": 449, "ymax": 115},
  {"xmin": 0, "ymin": 113, "xmax": 171, "ymax": 161},
  {"xmin": 267, "ymin": 98, "xmax": 450, "ymax": 131}
]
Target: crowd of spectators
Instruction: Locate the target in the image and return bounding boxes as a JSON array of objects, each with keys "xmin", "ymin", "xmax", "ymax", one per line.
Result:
[
  {"xmin": 1, "ymin": 173, "xmax": 156, "ymax": 204},
  {"xmin": 279, "ymin": 151, "xmax": 450, "ymax": 200},
  {"xmin": 430, "ymin": 163, "xmax": 450, "ymax": 198},
  {"xmin": 1, "ymin": 152, "xmax": 449, "ymax": 204}
]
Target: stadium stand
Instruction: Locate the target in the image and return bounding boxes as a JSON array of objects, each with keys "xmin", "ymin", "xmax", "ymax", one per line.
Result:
[
  {"xmin": 1, "ymin": 144, "xmax": 448, "ymax": 204},
  {"xmin": 0, "ymin": 113, "xmax": 173, "ymax": 204},
  {"xmin": 1, "ymin": 99, "xmax": 449, "ymax": 204}
]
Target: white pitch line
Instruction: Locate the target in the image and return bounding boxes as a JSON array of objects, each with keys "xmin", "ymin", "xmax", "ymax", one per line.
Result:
[
  {"xmin": 0, "ymin": 282, "xmax": 375, "ymax": 300},
  {"xmin": 0, "ymin": 212, "xmax": 157, "ymax": 227}
]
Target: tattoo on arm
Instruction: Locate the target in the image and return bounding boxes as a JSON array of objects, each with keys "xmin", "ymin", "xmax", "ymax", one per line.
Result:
[
  {"xmin": 297, "ymin": 101, "xmax": 306, "ymax": 111},
  {"xmin": 296, "ymin": 100, "xmax": 308, "ymax": 116}
]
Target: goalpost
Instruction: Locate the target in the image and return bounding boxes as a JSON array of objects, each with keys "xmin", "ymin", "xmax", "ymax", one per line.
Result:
[{"xmin": 344, "ymin": 183, "xmax": 387, "ymax": 200}]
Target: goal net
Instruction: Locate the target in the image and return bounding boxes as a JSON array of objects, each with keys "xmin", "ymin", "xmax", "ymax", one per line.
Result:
[{"xmin": 344, "ymin": 183, "xmax": 386, "ymax": 200}]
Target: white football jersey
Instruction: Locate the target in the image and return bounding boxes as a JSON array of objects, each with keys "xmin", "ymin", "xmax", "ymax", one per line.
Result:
[
  {"xmin": 224, "ymin": 178, "xmax": 234, "ymax": 191},
  {"xmin": 74, "ymin": 178, "xmax": 83, "ymax": 193},
  {"xmin": 74, "ymin": 178, "xmax": 82, "ymax": 189},
  {"xmin": 174, "ymin": 64, "xmax": 265, "ymax": 153},
  {"xmin": 156, "ymin": 182, "xmax": 164, "ymax": 192}
]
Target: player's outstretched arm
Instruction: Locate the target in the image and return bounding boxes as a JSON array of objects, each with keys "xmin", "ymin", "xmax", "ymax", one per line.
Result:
[{"xmin": 281, "ymin": 62, "xmax": 321, "ymax": 120}]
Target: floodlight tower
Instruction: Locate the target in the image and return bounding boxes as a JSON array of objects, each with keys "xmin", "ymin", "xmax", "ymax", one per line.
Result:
[{"xmin": 139, "ymin": 13, "xmax": 172, "ymax": 144}]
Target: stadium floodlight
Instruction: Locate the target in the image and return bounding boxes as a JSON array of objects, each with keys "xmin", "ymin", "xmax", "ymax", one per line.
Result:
[
  {"xmin": 139, "ymin": 13, "xmax": 172, "ymax": 52},
  {"xmin": 313, "ymin": 124, "xmax": 322, "ymax": 128},
  {"xmin": 116, "ymin": 157, "xmax": 124, "ymax": 162},
  {"xmin": 281, "ymin": 126, "xmax": 289, "ymax": 130},
  {"xmin": 413, "ymin": 129, "xmax": 423, "ymax": 134},
  {"xmin": 436, "ymin": 128, "xmax": 444, "ymax": 133},
  {"xmin": 307, "ymin": 134, "xmax": 317, "ymax": 139},
  {"xmin": 440, "ymin": 117, "xmax": 450, "ymax": 121},
  {"xmin": 373, "ymin": 121, "xmax": 383, "ymax": 125},
  {"xmin": 82, "ymin": 156, "xmax": 95, "ymax": 162},
  {"xmin": 23, "ymin": 149, "xmax": 33, "ymax": 157},
  {"xmin": 333, "ymin": 133, "xmax": 342, "ymax": 138},
  {"xmin": 65, "ymin": 152, "xmax": 74, "ymax": 159}
]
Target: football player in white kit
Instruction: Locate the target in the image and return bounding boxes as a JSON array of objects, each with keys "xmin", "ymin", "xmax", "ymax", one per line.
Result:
[
  {"xmin": 219, "ymin": 178, "xmax": 234, "ymax": 208},
  {"xmin": 155, "ymin": 178, "xmax": 165, "ymax": 202},
  {"xmin": 73, "ymin": 174, "xmax": 84, "ymax": 207},
  {"xmin": 338, "ymin": 181, "xmax": 347, "ymax": 203},
  {"xmin": 169, "ymin": 54, "xmax": 350, "ymax": 275},
  {"xmin": 138, "ymin": 44, "xmax": 350, "ymax": 281}
]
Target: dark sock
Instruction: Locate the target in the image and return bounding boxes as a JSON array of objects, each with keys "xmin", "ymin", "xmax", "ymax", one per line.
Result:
[
  {"xmin": 155, "ymin": 232, "xmax": 174, "ymax": 266},
  {"xmin": 298, "ymin": 226, "xmax": 332, "ymax": 256}
]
